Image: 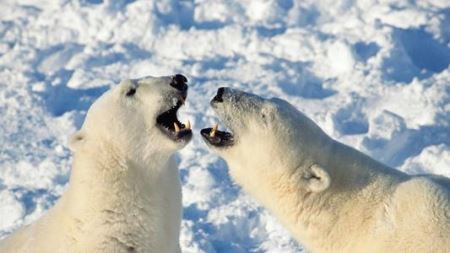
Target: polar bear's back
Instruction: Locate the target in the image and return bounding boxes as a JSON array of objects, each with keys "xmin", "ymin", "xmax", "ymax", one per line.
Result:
[
  {"xmin": 423, "ymin": 174, "xmax": 450, "ymax": 191},
  {"xmin": 0, "ymin": 199, "xmax": 71, "ymax": 253}
]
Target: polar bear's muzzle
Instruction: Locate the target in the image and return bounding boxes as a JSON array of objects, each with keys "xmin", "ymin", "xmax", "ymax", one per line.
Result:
[
  {"xmin": 156, "ymin": 74, "xmax": 192, "ymax": 142},
  {"xmin": 200, "ymin": 87, "xmax": 235, "ymax": 148}
]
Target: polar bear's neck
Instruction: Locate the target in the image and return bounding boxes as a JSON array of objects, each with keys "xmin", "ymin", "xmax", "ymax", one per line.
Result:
[
  {"xmin": 68, "ymin": 151, "xmax": 170, "ymax": 210},
  {"xmin": 47, "ymin": 146, "xmax": 181, "ymax": 251},
  {"xmin": 294, "ymin": 140, "xmax": 409, "ymax": 251},
  {"xmin": 234, "ymin": 140, "xmax": 408, "ymax": 253}
]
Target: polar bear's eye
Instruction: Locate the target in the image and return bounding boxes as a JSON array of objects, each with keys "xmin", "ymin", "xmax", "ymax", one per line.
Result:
[
  {"xmin": 126, "ymin": 88, "xmax": 137, "ymax": 97},
  {"xmin": 261, "ymin": 109, "xmax": 272, "ymax": 126}
]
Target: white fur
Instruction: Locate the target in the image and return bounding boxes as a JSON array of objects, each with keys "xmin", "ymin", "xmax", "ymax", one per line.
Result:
[
  {"xmin": 206, "ymin": 88, "xmax": 450, "ymax": 253},
  {"xmin": 0, "ymin": 76, "xmax": 190, "ymax": 253}
]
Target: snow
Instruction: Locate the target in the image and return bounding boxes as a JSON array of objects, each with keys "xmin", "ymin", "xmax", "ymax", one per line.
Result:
[{"xmin": 0, "ymin": 0, "xmax": 449, "ymax": 252}]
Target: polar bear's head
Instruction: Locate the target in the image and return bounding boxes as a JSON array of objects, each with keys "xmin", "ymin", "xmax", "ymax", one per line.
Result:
[
  {"xmin": 201, "ymin": 88, "xmax": 332, "ymax": 193},
  {"xmin": 70, "ymin": 75, "xmax": 192, "ymax": 164}
]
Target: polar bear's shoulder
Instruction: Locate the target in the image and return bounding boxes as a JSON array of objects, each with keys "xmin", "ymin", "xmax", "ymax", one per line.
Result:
[
  {"xmin": 376, "ymin": 176, "xmax": 450, "ymax": 251},
  {"xmin": 393, "ymin": 176, "xmax": 449, "ymax": 207},
  {"xmin": 390, "ymin": 176, "xmax": 450, "ymax": 226},
  {"xmin": 394, "ymin": 176, "xmax": 450, "ymax": 202}
]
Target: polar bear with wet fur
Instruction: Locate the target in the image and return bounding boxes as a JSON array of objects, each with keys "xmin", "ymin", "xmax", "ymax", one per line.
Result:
[
  {"xmin": 0, "ymin": 75, "xmax": 193, "ymax": 253},
  {"xmin": 201, "ymin": 87, "xmax": 450, "ymax": 253}
]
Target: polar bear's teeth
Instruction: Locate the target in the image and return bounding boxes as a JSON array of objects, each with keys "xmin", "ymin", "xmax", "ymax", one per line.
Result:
[
  {"xmin": 186, "ymin": 120, "xmax": 191, "ymax": 130},
  {"xmin": 174, "ymin": 122, "xmax": 181, "ymax": 133},
  {"xmin": 210, "ymin": 123, "xmax": 218, "ymax": 137},
  {"xmin": 172, "ymin": 97, "xmax": 178, "ymax": 107}
]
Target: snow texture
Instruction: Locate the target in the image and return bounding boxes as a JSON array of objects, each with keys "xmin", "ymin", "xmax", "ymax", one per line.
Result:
[{"xmin": 0, "ymin": 0, "xmax": 449, "ymax": 252}]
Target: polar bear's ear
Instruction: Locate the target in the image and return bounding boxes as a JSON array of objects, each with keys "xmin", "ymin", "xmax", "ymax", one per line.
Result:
[
  {"xmin": 302, "ymin": 164, "xmax": 330, "ymax": 192},
  {"xmin": 69, "ymin": 131, "xmax": 86, "ymax": 152}
]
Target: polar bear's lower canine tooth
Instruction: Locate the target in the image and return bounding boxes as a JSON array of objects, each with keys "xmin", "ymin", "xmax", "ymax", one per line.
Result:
[
  {"xmin": 174, "ymin": 122, "xmax": 181, "ymax": 133},
  {"xmin": 210, "ymin": 123, "xmax": 218, "ymax": 137}
]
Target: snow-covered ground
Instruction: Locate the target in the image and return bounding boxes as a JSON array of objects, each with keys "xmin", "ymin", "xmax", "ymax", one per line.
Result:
[{"xmin": 1, "ymin": 0, "xmax": 449, "ymax": 252}]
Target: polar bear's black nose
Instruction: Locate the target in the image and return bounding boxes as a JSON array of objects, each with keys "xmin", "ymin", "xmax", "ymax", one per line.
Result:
[
  {"xmin": 212, "ymin": 87, "xmax": 225, "ymax": 103},
  {"xmin": 170, "ymin": 74, "xmax": 188, "ymax": 92}
]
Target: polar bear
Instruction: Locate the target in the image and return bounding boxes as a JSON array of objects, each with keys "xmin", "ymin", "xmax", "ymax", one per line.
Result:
[
  {"xmin": 201, "ymin": 87, "xmax": 450, "ymax": 253},
  {"xmin": 0, "ymin": 74, "xmax": 193, "ymax": 253}
]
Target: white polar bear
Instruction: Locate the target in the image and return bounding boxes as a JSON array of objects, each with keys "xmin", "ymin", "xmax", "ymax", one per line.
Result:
[
  {"xmin": 0, "ymin": 75, "xmax": 193, "ymax": 253},
  {"xmin": 201, "ymin": 87, "xmax": 450, "ymax": 253}
]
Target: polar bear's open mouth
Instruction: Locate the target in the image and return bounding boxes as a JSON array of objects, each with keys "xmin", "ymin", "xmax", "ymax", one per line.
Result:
[
  {"xmin": 200, "ymin": 124, "xmax": 234, "ymax": 147},
  {"xmin": 156, "ymin": 99, "xmax": 192, "ymax": 142}
]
